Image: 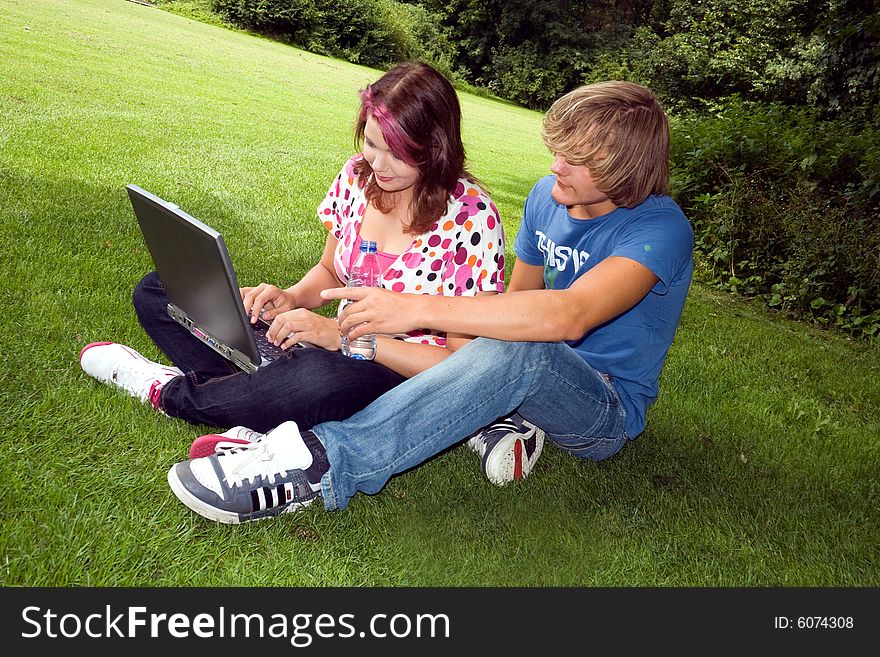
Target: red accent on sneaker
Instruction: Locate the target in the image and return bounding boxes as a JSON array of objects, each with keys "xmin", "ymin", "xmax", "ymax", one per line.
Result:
[
  {"xmin": 188, "ymin": 434, "xmax": 250, "ymax": 460},
  {"xmin": 513, "ymin": 439, "xmax": 523, "ymax": 479},
  {"xmin": 148, "ymin": 380, "xmax": 164, "ymax": 411},
  {"xmin": 79, "ymin": 341, "xmax": 114, "ymax": 361}
]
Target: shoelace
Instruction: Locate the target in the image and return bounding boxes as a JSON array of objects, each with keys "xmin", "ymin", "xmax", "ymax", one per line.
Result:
[
  {"xmin": 214, "ymin": 439, "xmax": 257, "ymax": 455},
  {"xmin": 231, "ymin": 427, "xmax": 264, "ymax": 442},
  {"xmin": 221, "ymin": 441, "xmax": 285, "ymax": 489},
  {"xmin": 210, "ymin": 428, "xmax": 264, "ymax": 455}
]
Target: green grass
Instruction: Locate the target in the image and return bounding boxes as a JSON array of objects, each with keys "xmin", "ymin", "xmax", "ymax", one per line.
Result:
[{"xmin": 1, "ymin": 0, "xmax": 877, "ymax": 587}]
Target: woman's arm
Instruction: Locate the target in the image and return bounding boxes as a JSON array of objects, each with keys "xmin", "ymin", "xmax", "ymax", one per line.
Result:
[
  {"xmin": 263, "ymin": 281, "xmax": 496, "ymax": 378},
  {"xmin": 263, "ymin": 309, "xmax": 481, "ymax": 377},
  {"xmin": 354, "ymin": 291, "xmax": 499, "ymax": 378},
  {"xmin": 242, "ymin": 233, "xmax": 342, "ymax": 323},
  {"xmin": 287, "ymin": 234, "xmax": 344, "ymax": 309},
  {"xmin": 506, "ymin": 259, "xmax": 545, "ymax": 293},
  {"xmin": 371, "ymin": 332, "xmax": 472, "ymax": 378}
]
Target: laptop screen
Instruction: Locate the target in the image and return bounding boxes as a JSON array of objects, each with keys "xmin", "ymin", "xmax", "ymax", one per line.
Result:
[{"xmin": 126, "ymin": 185, "xmax": 261, "ymax": 368}]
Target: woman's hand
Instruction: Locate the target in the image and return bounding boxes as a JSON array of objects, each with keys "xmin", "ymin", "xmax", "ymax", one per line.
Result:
[
  {"xmin": 240, "ymin": 284, "xmax": 296, "ymax": 324},
  {"xmin": 322, "ymin": 287, "xmax": 422, "ymax": 339},
  {"xmin": 266, "ymin": 308, "xmax": 342, "ymax": 351}
]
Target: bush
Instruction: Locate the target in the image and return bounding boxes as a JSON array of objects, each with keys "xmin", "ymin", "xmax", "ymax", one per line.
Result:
[
  {"xmin": 212, "ymin": 0, "xmax": 321, "ymax": 44},
  {"xmin": 212, "ymin": 0, "xmax": 457, "ymax": 71},
  {"xmin": 487, "ymin": 44, "xmax": 577, "ymax": 110},
  {"xmin": 316, "ymin": 0, "xmax": 416, "ymax": 67},
  {"xmin": 374, "ymin": 0, "xmax": 457, "ymax": 77},
  {"xmin": 670, "ymin": 98, "xmax": 880, "ymax": 338}
]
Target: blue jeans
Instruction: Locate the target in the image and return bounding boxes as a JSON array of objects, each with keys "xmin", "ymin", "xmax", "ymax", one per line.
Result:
[
  {"xmin": 132, "ymin": 272, "xmax": 405, "ymax": 433},
  {"xmin": 312, "ymin": 337, "xmax": 630, "ymax": 510}
]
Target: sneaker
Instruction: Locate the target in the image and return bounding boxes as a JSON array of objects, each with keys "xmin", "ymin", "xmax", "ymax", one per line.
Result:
[
  {"xmin": 466, "ymin": 415, "xmax": 545, "ymax": 486},
  {"xmin": 79, "ymin": 342, "xmax": 182, "ymax": 409},
  {"xmin": 189, "ymin": 426, "xmax": 265, "ymax": 459},
  {"xmin": 167, "ymin": 421, "xmax": 321, "ymax": 524}
]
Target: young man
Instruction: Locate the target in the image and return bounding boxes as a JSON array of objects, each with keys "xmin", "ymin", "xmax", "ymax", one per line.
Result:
[{"xmin": 166, "ymin": 81, "xmax": 695, "ymax": 524}]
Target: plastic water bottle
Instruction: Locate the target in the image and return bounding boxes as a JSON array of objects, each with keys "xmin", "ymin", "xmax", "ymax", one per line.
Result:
[{"xmin": 340, "ymin": 240, "xmax": 381, "ymax": 360}]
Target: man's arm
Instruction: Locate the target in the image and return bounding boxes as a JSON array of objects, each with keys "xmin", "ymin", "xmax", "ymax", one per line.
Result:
[{"xmin": 326, "ymin": 256, "xmax": 659, "ymax": 343}]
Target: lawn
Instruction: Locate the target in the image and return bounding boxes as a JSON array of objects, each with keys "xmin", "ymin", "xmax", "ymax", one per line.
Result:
[{"xmin": 1, "ymin": 0, "xmax": 877, "ymax": 587}]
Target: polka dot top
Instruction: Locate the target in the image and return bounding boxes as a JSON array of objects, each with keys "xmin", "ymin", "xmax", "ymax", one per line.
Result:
[{"xmin": 319, "ymin": 156, "xmax": 506, "ymax": 347}]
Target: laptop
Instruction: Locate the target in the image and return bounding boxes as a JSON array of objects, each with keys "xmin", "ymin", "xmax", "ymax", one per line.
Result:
[{"xmin": 126, "ymin": 184, "xmax": 299, "ymax": 374}]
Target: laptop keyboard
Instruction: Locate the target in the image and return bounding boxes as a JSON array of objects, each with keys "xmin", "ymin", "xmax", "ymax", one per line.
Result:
[{"xmin": 251, "ymin": 324, "xmax": 286, "ymax": 361}]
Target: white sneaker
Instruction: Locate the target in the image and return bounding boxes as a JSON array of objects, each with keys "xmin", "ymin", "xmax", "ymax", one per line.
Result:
[
  {"xmin": 466, "ymin": 415, "xmax": 545, "ymax": 486},
  {"xmin": 79, "ymin": 341, "xmax": 182, "ymax": 408},
  {"xmin": 168, "ymin": 421, "xmax": 320, "ymax": 524}
]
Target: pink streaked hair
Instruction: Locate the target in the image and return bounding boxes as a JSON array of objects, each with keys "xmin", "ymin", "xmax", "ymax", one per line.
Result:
[
  {"xmin": 351, "ymin": 61, "xmax": 479, "ymax": 235},
  {"xmin": 358, "ymin": 87, "xmax": 419, "ymax": 166}
]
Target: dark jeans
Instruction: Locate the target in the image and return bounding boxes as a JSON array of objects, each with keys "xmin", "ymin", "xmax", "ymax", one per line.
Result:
[{"xmin": 132, "ymin": 272, "xmax": 406, "ymax": 433}]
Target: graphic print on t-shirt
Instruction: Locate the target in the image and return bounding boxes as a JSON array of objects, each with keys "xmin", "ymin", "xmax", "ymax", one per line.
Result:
[{"xmin": 535, "ymin": 229, "xmax": 591, "ymax": 288}]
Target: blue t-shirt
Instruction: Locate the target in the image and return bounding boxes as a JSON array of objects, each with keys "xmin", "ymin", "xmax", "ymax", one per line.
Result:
[{"xmin": 514, "ymin": 175, "xmax": 694, "ymax": 438}]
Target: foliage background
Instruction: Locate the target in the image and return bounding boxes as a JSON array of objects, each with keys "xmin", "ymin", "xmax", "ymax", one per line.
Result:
[{"xmin": 194, "ymin": 0, "xmax": 880, "ymax": 339}]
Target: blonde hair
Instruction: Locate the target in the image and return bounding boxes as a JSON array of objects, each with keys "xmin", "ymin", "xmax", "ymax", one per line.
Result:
[{"xmin": 542, "ymin": 81, "xmax": 669, "ymax": 208}]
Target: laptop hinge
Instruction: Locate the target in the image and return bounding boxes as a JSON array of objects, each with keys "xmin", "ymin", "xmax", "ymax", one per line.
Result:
[{"xmin": 166, "ymin": 303, "xmax": 258, "ymax": 374}]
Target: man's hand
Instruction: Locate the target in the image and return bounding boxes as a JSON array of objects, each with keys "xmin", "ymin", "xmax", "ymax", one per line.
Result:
[
  {"xmin": 240, "ymin": 283, "xmax": 296, "ymax": 324},
  {"xmin": 321, "ymin": 287, "xmax": 422, "ymax": 340},
  {"xmin": 266, "ymin": 309, "xmax": 342, "ymax": 351}
]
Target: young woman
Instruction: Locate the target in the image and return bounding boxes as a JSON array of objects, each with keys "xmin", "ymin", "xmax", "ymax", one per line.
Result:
[{"xmin": 80, "ymin": 61, "xmax": 505, "ymax": 435}]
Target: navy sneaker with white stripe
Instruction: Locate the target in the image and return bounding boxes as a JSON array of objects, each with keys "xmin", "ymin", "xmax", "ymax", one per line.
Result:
[
  {"xmin": 167, "ymin": 421, "xmax": 320, "ymax": 524},
  {"xmin": 466, "ymin": 414, "xmax": 545, "ymax": 486}
]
